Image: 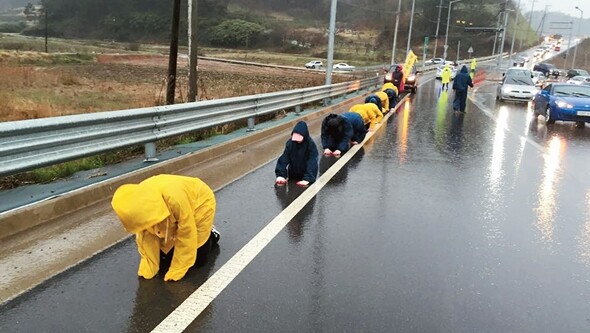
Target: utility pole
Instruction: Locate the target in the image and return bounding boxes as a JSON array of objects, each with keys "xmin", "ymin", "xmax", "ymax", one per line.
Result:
[
  {"xmin": 538, "ymin": 5, "xmax": 550, "ymax": 37},
  {"xmin": 391, "ymin": 0, "xmax": 401, "ymax": 64},
  {"xmin": 497, "ymin": 0, "xmax": 509, "ymax": 68},
  {"xmin": 456, "ymin": 40, "xmax": 461, "ymax": 62},
  {"xmin": 166, "ymin": 0, "xmax": 182, "ymax": 105},
  {"xmin": 444, "ymin": 0, "xmax": 462, "ymax": 60},
  {"xmin": 187, "ymin": 0, "xmax": 198, "ymax": 102},
  {"xmin": 44, "ymin": 7, "xmax": 48, "ymax": 53},
  {"xmin": 573, "ymin": 6, "xmax": 583, "ymax": 68},
  {"xmin": 521, "ymin": 0, "xmax": 535, "ymax": 48},
  {"xmin": 406, "ymin": 0, "xmax": 416, "ymax": 56},
  {"xmin": 325, "ymin": 0, "xmax": 337, "ymax": 87},
  {"xmin": 434, "ymin": 0, "xmax": 443, "ymax": 58},
  {"xmin": 509, "ymin": 0, "xmax": 520, "ymax": 62},
  {"xmin": 492, "ymin": 13, "xmax": 501, "ymax": 56}
]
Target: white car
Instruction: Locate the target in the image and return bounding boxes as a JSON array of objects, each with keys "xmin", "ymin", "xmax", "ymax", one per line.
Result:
[
  {"xmin": 333, "ymin": 63, "xmax": 355, "ymax": 71},
  {"xmin": 532, "ymin": 71, "xmax": 547, "ymax": 87},
  {"xmin": 305, "ymin": 60, "xmax": 323, "ymax": 69},
  {"xmin": 566, "ymin": 75, "xmax": 590, "ymax": 85},
  {"xmin": 424, "ymin": 58, "xmax": 445, "ymax": 66},
  {"xmin": 533, "ymin": 48, "xmax": 545, "ymax": 58},
  {"xmin": 497, "ymin": 68, "xmax": 539, "ymax": 103},
  {"xmin": 435, "ymin": 65, "xmax": 457, "ymax": 80}
]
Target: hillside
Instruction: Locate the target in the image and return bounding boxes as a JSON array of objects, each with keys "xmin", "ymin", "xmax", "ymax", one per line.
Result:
[{"xmin": 0, "ymin": 0, "xmax": 539, "ymax": 62}]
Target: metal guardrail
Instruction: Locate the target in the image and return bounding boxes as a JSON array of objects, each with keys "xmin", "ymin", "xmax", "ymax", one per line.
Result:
[{"xmin": 0, "ymin": 76, "xmax": 380, "ymax": 177}]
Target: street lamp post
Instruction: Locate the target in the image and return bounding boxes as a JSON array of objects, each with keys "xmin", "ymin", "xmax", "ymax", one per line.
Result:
[
  {"xmin": 509, "ymin": 0, "xmax": 521, "ymax": 63},
  {"xmin": 573, "ymin": 6, "xmax": 583, "ymax": 68},
  {"xmin": 391, "ymin": 0, "xmax": 401, "ymax": 64},
  {"xmin": 444, "ymin": 0, "xmax": 462, "ymax": 60},
  {"xmin": 433, "ymin": 0, "xmax": 443, "ymax": 58},
  {"xmin": 406, "ymin": 0, "xmax": 416, "ymax": 56}
]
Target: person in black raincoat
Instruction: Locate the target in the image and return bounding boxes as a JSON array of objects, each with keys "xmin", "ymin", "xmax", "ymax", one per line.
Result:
[
  {"xmin": 392, "ymin": 64, "xmax": 405, "ymax": 93},
  {"xmin": 452, "ymin": 65, "xmax": 474, "ymax": 112},
  {"xmin": 275, "ymin": 121, "xmax": 319, "ymax": 187},
  {"xmin": 364, "ymin": 94, "xmax": 383, "ymax": 112},
  {"xmin": 321, "ymin": 113, "xmax": 354, "ymax": 157},
  {"xmin": 341, "ymin": 112, "xmax": 367, "ymax": 145}
]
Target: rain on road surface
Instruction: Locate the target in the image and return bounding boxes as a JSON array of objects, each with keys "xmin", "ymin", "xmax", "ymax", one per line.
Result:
[{"xmin": 2, "ymin": 77, "xmax": 590, "ymax": 333}]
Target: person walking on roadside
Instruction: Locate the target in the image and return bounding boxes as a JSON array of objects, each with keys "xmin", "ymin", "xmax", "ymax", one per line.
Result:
[
  {"xmin": 275, "ymin": 121, "xmax": 319, "ymax": 187},
  {"xmin": 452, "ymin": 65, "xmax": 474, "ymax": 113},
  {"xmin": 111, "ymin": 174, "xmax": 220, "ymax": 282},
  {"xmin": 441, "ymin": 64, "xmax": 452, "ymax": 91}
]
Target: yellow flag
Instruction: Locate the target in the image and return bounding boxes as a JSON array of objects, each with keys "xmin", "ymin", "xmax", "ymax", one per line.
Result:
[{"xmin": 403, "ymin": 51, "xmax": 418, "ymax": 75}]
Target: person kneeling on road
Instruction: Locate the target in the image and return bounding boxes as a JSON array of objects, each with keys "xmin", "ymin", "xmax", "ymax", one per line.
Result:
[
  {"xmin": 111, "ymin": 174, "xmax": 219, "ymax": 282},
  {"xmin": 349, "ymin": 103, "xmax": 383, "ymax": 131},
  {"xmin": 341, "ymin": 111, "xmax": 367, "ymax": 145},
  {"xmin": 364, "ymin": 94, "xmax": 383, "ymax": 113},
  {"xmin": 275, "ymin": 121, "xmax": 319, "ymax": 187},
  {"xmin": 375, "ymin": 91, "xmax": 390, "ymax": 114},
  {"xmin": 321, "ymin": 113, "xmax": 353, "ymax": 157}
]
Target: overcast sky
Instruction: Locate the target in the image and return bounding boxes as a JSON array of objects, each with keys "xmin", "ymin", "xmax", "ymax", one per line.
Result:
[{"xmin": 520, "ymin": 0, "xmax": 588, "ymax": 18}]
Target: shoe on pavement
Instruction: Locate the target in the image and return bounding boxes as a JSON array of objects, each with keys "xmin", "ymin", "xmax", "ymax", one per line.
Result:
[{"xmin": 211, "ymin": 226, "xmax": 220, "ymax": 245}]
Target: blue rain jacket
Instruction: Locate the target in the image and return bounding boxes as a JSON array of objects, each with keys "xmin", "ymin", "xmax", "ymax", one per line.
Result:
[
  {"xmin": 452, "ymin": 65, "xmax": 474, "ymax": 91},
  {"xmin": 321, "ymin": 113, "xmax": 353, "ymax": 153},
  {"xmin": 341, "ymin": 112, "xmax": 367, "ymax": 143}
]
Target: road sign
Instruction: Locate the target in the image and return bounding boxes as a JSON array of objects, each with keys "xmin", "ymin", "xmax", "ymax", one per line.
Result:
[
  {"xmin": 424, "ymin": 36, "xmax": 429, "ymax": 48},
  {"xmin": 468, "ymin": 46, "xmax": 474, "ymax": 54}
]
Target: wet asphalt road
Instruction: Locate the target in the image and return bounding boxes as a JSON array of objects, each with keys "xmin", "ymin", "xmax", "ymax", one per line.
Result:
[{"xmin": 2, "ymin": 77, "xmax": 590, "ymax": 333}]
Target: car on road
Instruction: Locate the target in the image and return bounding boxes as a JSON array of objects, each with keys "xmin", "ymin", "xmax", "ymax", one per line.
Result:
[
  {"xmin": 532, "ymin": 71, "xmax": 547, "ymax": 88},
  {"xmin": 512, "ymin": 56, "xmax": 526, "ymax": 67},
  {"xmin": 566, "ymin": 75, "xmax": 590, "ymax": 85},
  {"xmin": 532, "ymin": 83, "xmax": 590, "ymax": 126},
  {"xmin": 435, "ymin": 65, "xmax": 457, "ymax": 80},
  {"xmin": 533, "ymin": 63, "xmax": 560, "ymax": 78},
  {"xmin": 305, "ymin": 60, "xmax": 323, "ymax": 69},
  {"xmin": 520, "ymin": 55, "xmax": 530, "ymax": 62},
  {"xmin": 497, "ymin": 67, "xmax": 539, "ymax": 103},
  {"xmin": 533, "ymin": 48, "xmax": 545, "ymax": 58},
  {"xmin": 333, "ymin": 63, "xmax": 355, "ymax": 71},
  {"xmin": 566, "ymin": 68, "xmax": 589, "ymax": 79},
  {"xmin": 384, "ymin": 64, "xmax": 420, "ymax": 94},
  {"xmin": 554, "ymin": 45, "xmax": 561, "ymax": 52},
  {"xmin": 424, "ymin": 58, "xmax": 445, "ymax": 66}
]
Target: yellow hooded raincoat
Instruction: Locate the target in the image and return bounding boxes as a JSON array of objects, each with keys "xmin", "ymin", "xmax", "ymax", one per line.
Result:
[
  {"xmin": 111, "ymin": 175, "xmax": 216, "ymax": 281},
  {"xmin": 441, "ymin": 64, "xmax": 452, "ymax": 85},
  {"xmin": 381, "ymin": 82, "xmax": 399, "ymax": 95},
  {"xmin": 375, "ymin": 91, "xmax": 390, "ymax": 113},
  {"xmin": 350, "ymin": 103, "xmax": 383, "ymax": 130}
]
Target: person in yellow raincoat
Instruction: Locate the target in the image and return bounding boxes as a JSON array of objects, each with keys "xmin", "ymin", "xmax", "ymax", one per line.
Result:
[
  {"xmin": 441, "ymin": 64, "xmax": 452, "ymax": 91},
  {"xmin": 350, "ymin": 103, "xmax": 383, "ymax": 131},
  {"xmin": 470, "ymin": 58, "xmax": 477, "ymax": 79},
  {"xmin": 375, "ymin": 91, "xmax": 390, "ymax": 113},
  {"xmin": 381, "ymin": 82, "xmax": 399, "ymax": 109},
  {"xmin": 111, "ymin": 174, "xmax": 219, "ymax": 282}
]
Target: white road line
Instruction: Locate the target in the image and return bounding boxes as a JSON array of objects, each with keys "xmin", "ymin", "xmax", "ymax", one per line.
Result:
[{"xmin": 151, "ymin": 94, "xmax": 410, "ymax": 333}]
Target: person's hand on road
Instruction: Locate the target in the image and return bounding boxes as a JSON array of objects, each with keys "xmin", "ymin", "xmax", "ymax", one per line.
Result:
[
  {"xmin": 323, "ymin": 148, "xmax": 333, "ymax": 156},
  {"xmin": 333, "ymin": 150, "xmax": 341, "ymax": 157},
  {"xmin": 275, "ymin": 176, "xmax": 287, "ymax": 185},
  {"xmin": 296, "ymin": 180, "xmax": 309, "ymax": 187},
  {"xmin": 351, "ymin": 141, "xmax": 358, "ymax": 145}
]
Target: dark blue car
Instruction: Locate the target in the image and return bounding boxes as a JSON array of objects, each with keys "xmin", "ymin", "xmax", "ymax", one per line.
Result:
[{"xmin": 532, "ymin": 83, "xmax": 590, "ymax": 126}]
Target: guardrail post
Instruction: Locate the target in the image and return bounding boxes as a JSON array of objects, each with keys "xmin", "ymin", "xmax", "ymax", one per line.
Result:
[
  {"xmin": 144, "ymin": 142, "xmax": 159, "ymax": 162},
  {"xmin": 295, "ymin": 105, "xmax": 301, "ymax": 115},
  {"xmin": 247, "ymin": 117, "xmax": 256, "ymax": 132}
]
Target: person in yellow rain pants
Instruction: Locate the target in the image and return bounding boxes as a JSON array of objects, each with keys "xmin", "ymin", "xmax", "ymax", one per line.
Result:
[
  {"xmin": 350, "ymin": 103, "xmax": 383, "ymax": 131},
  {"xmin": 441, "ymin": 64, "xmax": 452, "ymax": 91},
  {"xmin": 470, "ymin": 58, "xmax": 477, "ymax": 79},
  {"xmin": 111, "ymin": 174, "xmax": 219, "ymax": 282}
]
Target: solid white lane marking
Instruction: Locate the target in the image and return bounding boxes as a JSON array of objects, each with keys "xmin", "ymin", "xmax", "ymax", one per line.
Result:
[{"xmin": 151, "ymin": 94, "xmax": 410, "ymax": 333}]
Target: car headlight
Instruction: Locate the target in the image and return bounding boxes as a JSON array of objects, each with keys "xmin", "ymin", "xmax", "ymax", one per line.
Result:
[
  {"xmin": 407, "ymin": 74, "xmax": 416, "ymax": 81},
  {"xmin": 385, "ymin": 74, "xmax": 392, "ymax": 80},
  {"xmin": 556, "ymin": 100, "xmax": 574, "ymax": 109},
  {"xmin": 502, "ymin": 87, "xmax": 511, "ymax": 94}
]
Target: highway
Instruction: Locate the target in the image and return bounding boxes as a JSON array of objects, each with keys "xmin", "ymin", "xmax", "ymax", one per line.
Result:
[{"xmin": 2, "ymin": 58, "xmax": 590, "ymax": 332}]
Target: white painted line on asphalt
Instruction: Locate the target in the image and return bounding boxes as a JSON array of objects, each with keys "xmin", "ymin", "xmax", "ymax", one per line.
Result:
[
  {"xmin": 151, "ymin": 94, "xmax": 410, "ymax": 333},
  {"xmin": 470, "ymin": 85, "xmax": 546, "ymax": 153}
]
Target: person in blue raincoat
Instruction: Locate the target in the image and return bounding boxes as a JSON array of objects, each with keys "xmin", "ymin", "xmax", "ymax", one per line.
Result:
[
  {"xmin": 364, "ymin": 94, "xmax": 383, "ymax": 112},
  {"xmin": 452, "ymin": 65, "xmax": 473, "ymax": 113},
  {"xmin": 341, "ymin": 112, "xmax": 367, "ymax": 145},
  {"xmin": 321, "ymin": 113, "xmax": 354, "ymax": 157},
  {"xmin": 275, "ymin": 121, "xmax": 319, "ymax": 187}
]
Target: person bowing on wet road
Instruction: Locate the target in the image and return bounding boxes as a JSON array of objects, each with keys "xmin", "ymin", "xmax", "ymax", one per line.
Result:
[
  {"xmin": 111, "ymin": 174, "xmax": 220, "ymax": 282},
  {"xmin": 321, "ymin": 113, "xmax": 353, "ymax": 157},
  {"xmin": 275, "ymin": 121, "xmax": 319, "ymax": 187}
]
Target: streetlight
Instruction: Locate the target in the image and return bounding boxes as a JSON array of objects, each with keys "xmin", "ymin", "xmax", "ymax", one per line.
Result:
[
  {"xmin": 444, "ymin": 0, "xmax": 462, "ymax": 60},
  {"xmin": 572, "ymin": 6, "xmax": 583, "ymax": 68},
  {"xmin": 406, "ymin": 0, "xmax": 416, "ymax": 57},
  {"xmin": 391, "ymin": 0, "xmax": 401, "ymax": 64},
  {"xmin": 433, "ymin": 0, "xmax": 443, "ymax": 58}
]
